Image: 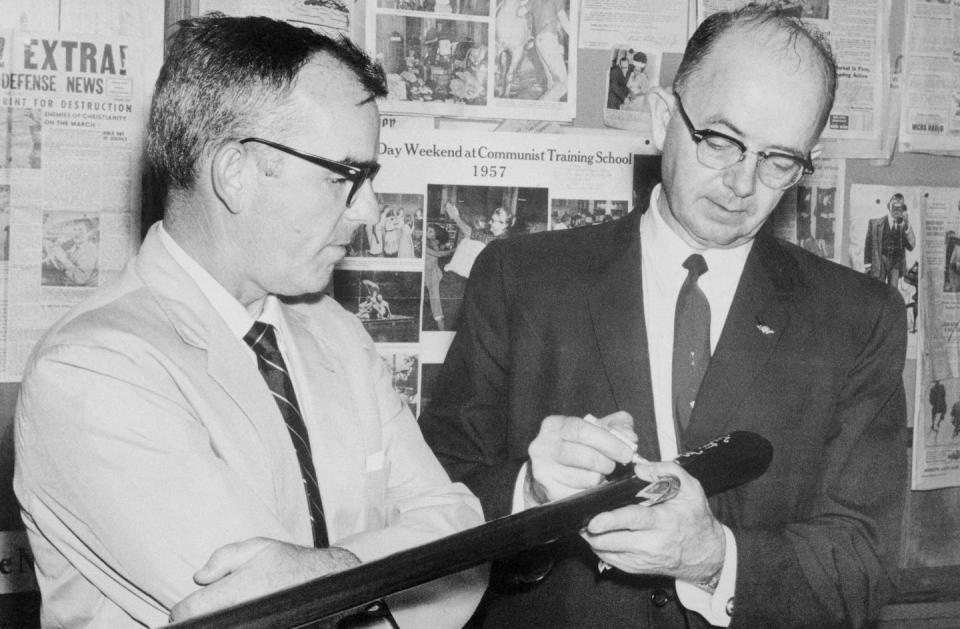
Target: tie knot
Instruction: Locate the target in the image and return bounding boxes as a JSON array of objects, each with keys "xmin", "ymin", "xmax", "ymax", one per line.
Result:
[
  {"xmin": 683, "ymin": 253, "xmax": 708, "ymax": 278},
  {"xmin": 243, "ymin": 320, "xmax": 279, "ymax": 356}
]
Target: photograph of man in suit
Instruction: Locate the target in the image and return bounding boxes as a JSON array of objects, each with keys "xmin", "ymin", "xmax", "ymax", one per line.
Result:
[
  {"xmin": 14, "ymin": 14, "xmax": 485, "ymax": 628},
  {"xmin": 864, "ymin": 192, "xmax": 916, "ymax": 287},
  {"xmin": 931, "ymin": 379, "xmax": 947, "ymax": 433},
  {"xmin": 421, "ymin": 3, "xmax": 906, "ymax": 628},
  {"xmin": 607, "ymin": 55, "xmax": 631, "ymax": 110}
]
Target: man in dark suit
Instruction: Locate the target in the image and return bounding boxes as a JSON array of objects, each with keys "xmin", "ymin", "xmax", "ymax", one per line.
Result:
[
  {"xmin": 420, "ymin": 4, "xmax": 906, "ymax": 628},
  {"xmin": 864, "ymin": 192, "xmax": 915, "ymax": 287},
  {"xmin": 931, "ymin": 380, "xmax": 947, "ymax": 432},
  {"xmin": 607, "ymin": 56, "xmax": 631, "ymax": 110}
]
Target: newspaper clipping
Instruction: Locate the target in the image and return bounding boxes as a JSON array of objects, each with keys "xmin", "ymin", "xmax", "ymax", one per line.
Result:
[
  {"xmin": 769, "ymin": 158, "xmax": 846, "ymax": 264},
  {"xmin": 899, "ymin": 0, "xmax": 960, "ymax": 155},
  {"xmin": 197, "ymin": 0, "xmax": 353, "ymax": 38},
  {"xmin": 848, "ymin": 184, "xmax": 920, "ymax": 342},
  {"xmin": 333, "ymin": 127, "xmax": 644, "ymax": 415},
  {"xmin": 912, "ymin": 186, "xmax": 960, "ymax": 489},
  {"xmin": 366, "ymin": 0, "xmax": 577, "ymax": 120},
  {"xmin": 0, "ymin": 30, "xmax": 141, "ymax": 381},
  {"xmin": 701, "ymin": 0, "xmax": 889, "ymax": 144}
]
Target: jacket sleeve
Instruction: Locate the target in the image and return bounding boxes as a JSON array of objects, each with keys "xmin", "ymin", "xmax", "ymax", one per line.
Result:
[
  {"xmin": 420, "ymin": 242, "xmax": 525, "ymax": 521},
  {"xmin": 331, "ymin": 313, "xmax": 488, "ymax": 629}
]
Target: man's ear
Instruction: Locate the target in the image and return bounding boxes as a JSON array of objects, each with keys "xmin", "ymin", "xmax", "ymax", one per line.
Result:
[
  {"xmin": 210, "ymin": 141, "xmax": 247, "ymax": 215},
  {"xmin": 648, "ymin": 86, "xmax": 675, "ymax": 152}
]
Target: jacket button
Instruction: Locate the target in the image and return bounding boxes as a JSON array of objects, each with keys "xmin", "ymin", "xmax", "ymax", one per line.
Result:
[{"xmin": 650, "ymin": 588, "xmax": 672, "ymax": 607}]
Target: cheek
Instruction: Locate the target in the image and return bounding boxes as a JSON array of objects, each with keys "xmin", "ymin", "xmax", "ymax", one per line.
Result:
[{"xmin": 750, "ymin": 189, "xmax": 787, "ymax": 222}]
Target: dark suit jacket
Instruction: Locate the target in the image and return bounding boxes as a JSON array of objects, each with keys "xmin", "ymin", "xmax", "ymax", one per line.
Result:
[
  {"xmin": 420, "ymin": 209, "xmax": 907, "ymax": 628},
  {"xmin": 607, "ymin": 65, "xmax": 630, "ymax": 109}
]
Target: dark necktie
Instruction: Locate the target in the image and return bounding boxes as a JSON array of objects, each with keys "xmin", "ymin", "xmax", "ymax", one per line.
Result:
[
  {"xmin": 244, "ymin": 321, "xmax": 329, "ymax": 548},
  {"xmin": 673, "ymin": 254, "xmax": 711, "ymax": 442}
]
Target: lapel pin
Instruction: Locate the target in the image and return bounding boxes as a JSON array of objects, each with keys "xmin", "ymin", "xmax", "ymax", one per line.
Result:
[{"xmin": 755, "ymin": 318, "xmax": 775, "ymax": 335}]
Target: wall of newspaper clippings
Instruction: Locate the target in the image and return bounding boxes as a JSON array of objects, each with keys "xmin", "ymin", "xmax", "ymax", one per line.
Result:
[
  {"xmin": 1, "ymin": 0, "xmax": 960, "ymax": 625},
  {"xmin": 0, "ymin": 29, "xmax": 141, "ymax": 382}
]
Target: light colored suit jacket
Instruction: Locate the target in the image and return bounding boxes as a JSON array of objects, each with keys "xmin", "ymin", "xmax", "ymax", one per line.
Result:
[{"xmin": 14, "ymin": 225, "xmax": 486, "ymax": 628}]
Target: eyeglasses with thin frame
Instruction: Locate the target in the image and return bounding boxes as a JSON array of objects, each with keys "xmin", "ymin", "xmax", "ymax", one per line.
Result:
[
  {"xmin": 673, "ymin": 94, "xmax": 814, "ymax": 190},
  {"xmin": 240, "ymin": 137, "xmax": 381, "ymax": 207}
]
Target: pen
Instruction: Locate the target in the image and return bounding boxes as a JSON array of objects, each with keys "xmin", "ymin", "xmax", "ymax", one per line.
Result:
[{"xmin": 583, "ymin": 413, "xmax": 642, "ymax": 463}]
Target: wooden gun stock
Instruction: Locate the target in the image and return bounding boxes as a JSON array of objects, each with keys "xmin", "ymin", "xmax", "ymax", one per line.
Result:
[{"xmin": 170, "ymin": 431, "xmax": 772, "ymax": 629}]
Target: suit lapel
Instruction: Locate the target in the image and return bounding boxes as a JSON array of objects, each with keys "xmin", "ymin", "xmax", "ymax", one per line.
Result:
[
  {"xmin": 586, "ymin": 212, "xmax": 660, "ymax": 459},
  {"xmin": 135, "ymin": 228, "xmax": 292, "ymax": 452},
  {"xmin": 686, "ymin": 230, "xmax": 795, "ymax": 445}
]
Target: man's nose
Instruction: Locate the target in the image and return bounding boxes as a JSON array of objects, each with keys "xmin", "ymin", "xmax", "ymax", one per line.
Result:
[
  {"xmin": 344, "ymin": 180, "xmax": 380, "ymax": 226},
  {"xmin": 722, "ymin": 154, "xmax": 758, "ymax": 198}
]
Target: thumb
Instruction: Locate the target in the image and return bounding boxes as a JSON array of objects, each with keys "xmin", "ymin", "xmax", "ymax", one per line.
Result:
[{"xmin": 193, "ymin": 537, "xmax": 269, "ymax": 585}]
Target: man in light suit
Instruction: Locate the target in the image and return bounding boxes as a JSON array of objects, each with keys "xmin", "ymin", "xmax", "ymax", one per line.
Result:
[
  {"xmin": 864, "ymin": 192, "xmax": 915, "ymax": 287},
  {"xmin": 14, "ymin": 14, "xmax": 485, "ymax": 628},
  {"xmin": 421, "ymin": 4, "xmax": 905, "ymax": 628}
]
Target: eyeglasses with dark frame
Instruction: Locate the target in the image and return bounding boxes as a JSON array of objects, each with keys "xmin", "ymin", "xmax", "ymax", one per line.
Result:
[
  {"xmin": 240, "ymin": 137, "xmax": 381, "ymax": 207},
  {"xmin": 673, "ymin": 94, "xmax": 815, "ymax": 190}
]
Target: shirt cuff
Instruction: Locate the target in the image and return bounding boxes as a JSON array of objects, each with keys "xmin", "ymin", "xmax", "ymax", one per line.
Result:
[
  {"xmin": 675, "ymin": 525, "xmax": 737, "ymax": 626},
  {"xmin": 511, "ymin": 462, "xmax": 529, "ymax": 514}
]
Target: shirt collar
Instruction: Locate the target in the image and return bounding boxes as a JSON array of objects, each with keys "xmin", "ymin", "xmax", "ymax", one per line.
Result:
[
  {"xmin": 643, "ymin": 184, "xmax": 753, "ymax": 287},
  {"xmin": 156, "ymin": 222, "xmax": 276, "ymax": 340}
]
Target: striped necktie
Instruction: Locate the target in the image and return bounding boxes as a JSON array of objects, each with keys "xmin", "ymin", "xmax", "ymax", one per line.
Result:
[
  {"xmin": 673, "ymin": 254, "xmax": 711, "ymax": 447},
  {"xmin": 244, "ymin": 321, "xmax": 329, "ymax": 548}
]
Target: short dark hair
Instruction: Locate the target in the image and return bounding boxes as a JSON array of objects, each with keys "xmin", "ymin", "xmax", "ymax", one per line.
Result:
[
  {"xmin": 672, "ymin": 2, "xmax": 837, "ymax": 134},
  {"xmin": 632, "ymin": 52, "xmax": 647, "ymax": 64},
  {"xmin": 147, "ymin": 13, "xmax": 386, "ymax": 193},
  {"xmin": 428, "ymin": 222, "xmax": 450, "ymax": 246}
]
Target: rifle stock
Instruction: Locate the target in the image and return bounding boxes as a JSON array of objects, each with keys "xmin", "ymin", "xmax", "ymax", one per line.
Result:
[{"xmin": 169, "ymin": 431, "xmax": 772, "ymax": 629}]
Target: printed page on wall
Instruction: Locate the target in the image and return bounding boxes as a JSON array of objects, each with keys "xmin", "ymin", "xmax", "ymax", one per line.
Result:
[
  {"xmin": 914, "ymin": 186, "xmax": 960, "ymax": 489},
  {"xmin": 701, "ymin": 0, "xmax": 890, "ymax": 155},
  {"xmin": 366, "ymin": 0, "xmax": 578, "ymax": 121},
  {"xmin": 898, "ymin": 0, "xmax": 960, "ymax": 156},
  {"xmin": 197, "ymin": 0, "xmax": 353, "ymax": 38},
  {"xmin": 581, "ymin": 0, "xmax": 690, "ymax": 135},
  {"xmin": 847, "ymin": 184, "xmax": 921, "ymax": 351},
  {"xmin": 768, "ymin": 158, "xmax": 846, "ymax": 265},
  {"xmin": 0, "ymin": 30, "xmax": 144, "ymax": 382},
  {"xmin": 329, "ymin": 127, "xmax": 644, "ymax": 416}
]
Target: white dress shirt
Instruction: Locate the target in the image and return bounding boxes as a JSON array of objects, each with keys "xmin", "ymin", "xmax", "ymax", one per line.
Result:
[{"xmin": 642, "ymin": 185, "xmax": 749, "ymax": 625}]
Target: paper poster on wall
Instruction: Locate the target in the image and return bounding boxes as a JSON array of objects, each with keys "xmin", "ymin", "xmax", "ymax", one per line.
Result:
[
  {"xmin": 0, "ymin": 30, "xmax": 143, "ymax": 382},
  {"xmin": 701, "ymin": 0, "xmax": 890, "ymax": 146},
  {"xmin": 332, "ymin": 127, "xmax": 645, "ymax": 406},
  {"xmin": 602, "ymin": 46, "xmax": 658, "ymax": 133},
  {"xmin": 912, "ymin": 187, "xmax": 960, "ymax": 489},
  {"xmin": 768, "ymin": 158, "xmax": 846, "ymax": 265},
  {"xmin": 898, "ymin": 0, "xmax": 960, "ymax": 155},
  {"xmin": 197, "ymin": 0, "xmax": 352, "ymax": 37},
  {"xmin": 367, "ymin": 0, "xmax": 577, "ymax": 120},
  {"xmin": 847, "ymin": 184, "xmax": 920, "ymax": 340},
  {"xmin": 579, "ymin": 0, "xmax": 690, "ymax": 52}
]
